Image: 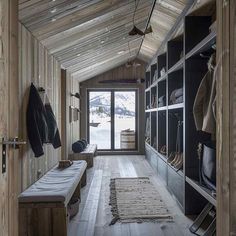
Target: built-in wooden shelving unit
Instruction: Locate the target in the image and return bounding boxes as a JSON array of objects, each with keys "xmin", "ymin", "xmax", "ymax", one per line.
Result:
[{"xmin": 145, "ymin": 13, "xmax": 216, "ymax": 214}]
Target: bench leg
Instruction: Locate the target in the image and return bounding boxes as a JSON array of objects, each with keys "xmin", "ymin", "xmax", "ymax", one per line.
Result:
[
  {"xmin": 52, "ymin": 208, "xmax": 68, "ymax": 236},
  {"xmin": 19, "ymin": 207, "xmax": 68, "ymax": 236}
]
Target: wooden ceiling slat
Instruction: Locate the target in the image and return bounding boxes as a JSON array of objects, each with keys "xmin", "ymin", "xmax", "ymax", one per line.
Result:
[
  {"xmin": 66, "ymin": 41, "xmax": 141, "ymax": 72},
  {"xmin": 57, "ymin": 35, "xmax": 143, "ymax": 65},
  {"xmin": 18, "ymin": 0, "xmax": 187, "ymax": 81},
  {"xmin": 45, "ymin": 6, "xmax": 150, "ymax": 54},
  {"xmin": 61, "ymin": 38, "xmax": 142, "ymax": 69}
]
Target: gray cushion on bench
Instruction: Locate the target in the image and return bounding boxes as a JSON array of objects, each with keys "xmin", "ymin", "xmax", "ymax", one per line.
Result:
[{"xmin": 18, "ymin": 160, "xmax": 87, "ymax": 205}]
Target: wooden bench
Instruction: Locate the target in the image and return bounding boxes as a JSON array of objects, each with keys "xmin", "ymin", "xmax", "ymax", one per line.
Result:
[
  {"xmin": 69, "ymin": 144, "xmax": 97, "ymax": 168},
  {"xmin": 18, "ymin": 160, "xmax": 87, "ymax": 236}
]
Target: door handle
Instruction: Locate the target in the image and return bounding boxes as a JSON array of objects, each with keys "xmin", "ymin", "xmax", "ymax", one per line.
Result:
[
  {"xmin": 0, "ymin": 137, "xmax": 26, "ymax": 149},
  {"xmin": 1, "ymin": 137, "xmax": 27, "ymax": 173}
]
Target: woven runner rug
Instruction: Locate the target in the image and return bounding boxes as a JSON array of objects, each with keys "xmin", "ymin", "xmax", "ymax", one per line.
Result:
[{"xmin": 109, "ymin": 177, "xmax": 172, "ymax": 225}]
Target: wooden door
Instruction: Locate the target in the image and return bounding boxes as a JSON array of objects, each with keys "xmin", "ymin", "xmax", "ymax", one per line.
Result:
[{"xmin": 0, "ymin": 0, "xmax": 19, "ymax": 236}]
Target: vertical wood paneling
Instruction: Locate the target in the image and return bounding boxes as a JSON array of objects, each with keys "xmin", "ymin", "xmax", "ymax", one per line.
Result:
[
  {"xmin": 66, "ymin": 72, "xmax": 80, "ymax": 156},
  {"xmin": 216, "ymin": 0, "xmax": 236, "ymax": 235},
  {"xmin": 0, "ymin": 0, "xmax": 10, "ymax": 235},
  {"xmin": 18, "ymin": 24, "xmax": 62, "ymax": 190}
]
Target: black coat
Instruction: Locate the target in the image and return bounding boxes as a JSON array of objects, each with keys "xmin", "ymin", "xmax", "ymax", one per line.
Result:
[{"xmin": 26, "ymin": 83, "xmax": 61, "ymax": 157}]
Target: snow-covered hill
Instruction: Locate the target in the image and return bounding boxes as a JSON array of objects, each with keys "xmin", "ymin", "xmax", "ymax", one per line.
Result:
[{"xmin": 89, "ymin": 92, "xmax": 135, "ymax": 117}]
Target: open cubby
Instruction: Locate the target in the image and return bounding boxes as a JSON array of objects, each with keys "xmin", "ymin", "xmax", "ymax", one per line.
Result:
[
  {"xmin": 145, "ymin": 71, "xmax": 151, "ymax": 89},
  {"xmin": 150, "ymin": 86, "xmax": 157, "ymax": 109},
  {"xmin": 151, "ymin": 112, "xmax": 157, "ymax": 150},
  {"xmin": 168, "ymin": 70, "xmax": 183, "ymax": 106},
  {"xmin": 145, "ymin": 10, "xmax": 217, "ymax": 215},
  {"xmin": 185, "ymin": 16, "xmax": 212, "ymax": 54},
  {"xmin": 145, "ymin": 91, "xmax": 150, "ymax": 110},
  {"xmin": 157, "ymin": 53, "xmax": 167, "ymax": 78},
  {"xmin": 145, "ymin": 112, "xmax": 151, "ymax": 145},
  {"xmin": 158, "ymin": 80, "xmax": 166, "ymax": 108},
  {"xmin": 150, "ymin": 63, "xmax": 157, "ymax": 84},
  {"xmin": 168, "ymin": 109, "xmax": 183, "ymax": 155},
  {"xmin": 168, "ymin": 35, "xmax": 183, "ymax": 70},
  {"xmin": 158, "ymin": 111, "xmax": 166, "ymax": 156}
]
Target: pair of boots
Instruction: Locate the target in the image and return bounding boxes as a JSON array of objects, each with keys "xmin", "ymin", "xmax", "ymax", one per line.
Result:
[{"xmin": 167, "ymin": 152, "xmax": 183, "ymax": 171}]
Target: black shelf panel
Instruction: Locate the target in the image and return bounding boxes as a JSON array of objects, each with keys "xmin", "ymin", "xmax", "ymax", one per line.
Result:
[
  {"xmin": 168, "ymin": 58, "xmax": 184, "ymax": 74},
  {"xmin": 186, "ymin": 177, "xmax": 216, "ymax": 206},
  {"xmin": 186, "ymin": 31, "xmax": 216, "ymax": 59}
]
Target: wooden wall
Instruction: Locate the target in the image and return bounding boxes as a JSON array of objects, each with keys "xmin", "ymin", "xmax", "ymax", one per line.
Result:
[
  {"xmin": 18, "ymin": 24, "xmax": 62, "ymax": 190},
  {"xmin": 61, "ymin": 69, "xmax": 80, "ymax": 159},
  {"xmin": 216, "ymin": 0, "xmax": 236, "ymax": 235},
  {"xmin": 80, "ymin": 59, "xmax": 146, "ymax": 154}
]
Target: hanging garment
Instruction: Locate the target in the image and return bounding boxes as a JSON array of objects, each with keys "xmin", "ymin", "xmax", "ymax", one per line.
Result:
[
  {"xmin": 27, "ymin": 83, "xmax": 61, "ymax": 157},
  {"xmin": 193, "ymin": 53, "xmax": 216, "ymax": 136}
]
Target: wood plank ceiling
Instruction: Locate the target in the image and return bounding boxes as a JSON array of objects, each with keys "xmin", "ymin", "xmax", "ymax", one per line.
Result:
[{"xmin": 18, "ymin": 0, "xmax": 187, "ymax": 82}]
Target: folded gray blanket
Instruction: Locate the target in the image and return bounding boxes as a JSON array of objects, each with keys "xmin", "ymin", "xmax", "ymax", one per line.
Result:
[{"xmin": 170, "ymin": 88, "xmax": 183, "ymax": 104}]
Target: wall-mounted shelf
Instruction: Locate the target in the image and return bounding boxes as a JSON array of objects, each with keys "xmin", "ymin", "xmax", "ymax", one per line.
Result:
[
  {"xmin": 186, "ymin": 30, "xmax": 216, "ymax": 59},
  {"xmin": 186, "ymin": 177, "xmax": 216, "ymax": 206},
  {"xmin": 168, "ymin": 58, "xmax": 184, "ymax": 74}
]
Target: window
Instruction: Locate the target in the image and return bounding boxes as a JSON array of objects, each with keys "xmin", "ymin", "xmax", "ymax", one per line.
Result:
[{"xmin": 88, "ymin": 90, "xmax": 137, "ymax": 150}]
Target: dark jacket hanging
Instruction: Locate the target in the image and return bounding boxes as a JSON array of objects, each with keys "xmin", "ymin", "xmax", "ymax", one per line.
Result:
[{"xmin": 26, "ymin": 83, "xmax": 61, "ymax": 157}]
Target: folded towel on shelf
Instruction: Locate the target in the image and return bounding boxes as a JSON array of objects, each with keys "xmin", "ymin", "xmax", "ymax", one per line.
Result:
[
  {"xmin": 173, "ymin": 96, "xmax": 183, "ymax": 104},
  {"xmin": 170, "ymin": 88, "xmax": 183, "ymax": 104},
  {"xmin": 158, "ymin": 95, "xmax": 166, "ymax": 107},
  {"xmin": 158, "ymin": 95, "xmax": 166, "ymax": 103}
]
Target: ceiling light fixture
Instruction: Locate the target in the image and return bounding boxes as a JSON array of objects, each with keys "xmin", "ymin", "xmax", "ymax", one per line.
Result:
[
  {"xmin": 51, "ymin": 18, "xmax": 56, "ymax": 22},
  {"xmin": 128, "ymin": 0, "xmax": 153, "ymax": 36}
]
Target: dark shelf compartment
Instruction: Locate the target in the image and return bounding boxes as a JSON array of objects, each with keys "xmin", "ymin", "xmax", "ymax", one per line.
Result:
[
  {"xmin": 186, "ymin": 30, "xmax": 216, "ymax": 59},
  {"xmin": 167, "ymin": 35, "xmax": 184, "ymax": 70},
  {"xmin": 145, "ymin": 90, "xmax": 150, "ymax": 110},
  {"xmin": 186, "ymin": 177, "xmax": 216, "ymax": 206},
  {"xmin": 145, "ymin": 113, "xmax": 151, "ymax": 145},
  {"xmin": 145, "ymin": 71, "xmax": 151, "ymax": 89},
  {"xmin": 185, "ymin": 16, "xmax": 212, "ymax": 55},
  {"xmin": 158, "ymin": 110, "xmax": 167, "ymax": 156},
  {"xmin": 151, "ymin": 112, "xmax": 157, "ymax": 150},
  {"xmin": 150, "ymin": 63, "xmax": 157, "ymax": 84},
  {"xmin": 158, "ymin": 80, "xmax": 166, "ymax": 108},
  {"xmin": 168, "ymin": 58, "xmax": 184, "ymax": 74},
  {"xmin": 158, "ymin": 53, "xmax": 167, "ymax": 78},
  {"xmin": 150, "ymin": 86, "xmax": 157, "ymax": 109},
  {"xmin": 168, "ymin": 70, "xmax": 183, "ymax": 106}
]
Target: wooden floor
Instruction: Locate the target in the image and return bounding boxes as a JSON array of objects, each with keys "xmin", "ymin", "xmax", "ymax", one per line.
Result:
[{"xmin": 68, "ymin": 155, "xmax": 195, "ymax": 236}]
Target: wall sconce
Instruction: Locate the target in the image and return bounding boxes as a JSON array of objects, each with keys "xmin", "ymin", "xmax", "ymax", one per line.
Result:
[{"xmin": 70, "ymin": 92, "xmax": 80, "ymax": 99}]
